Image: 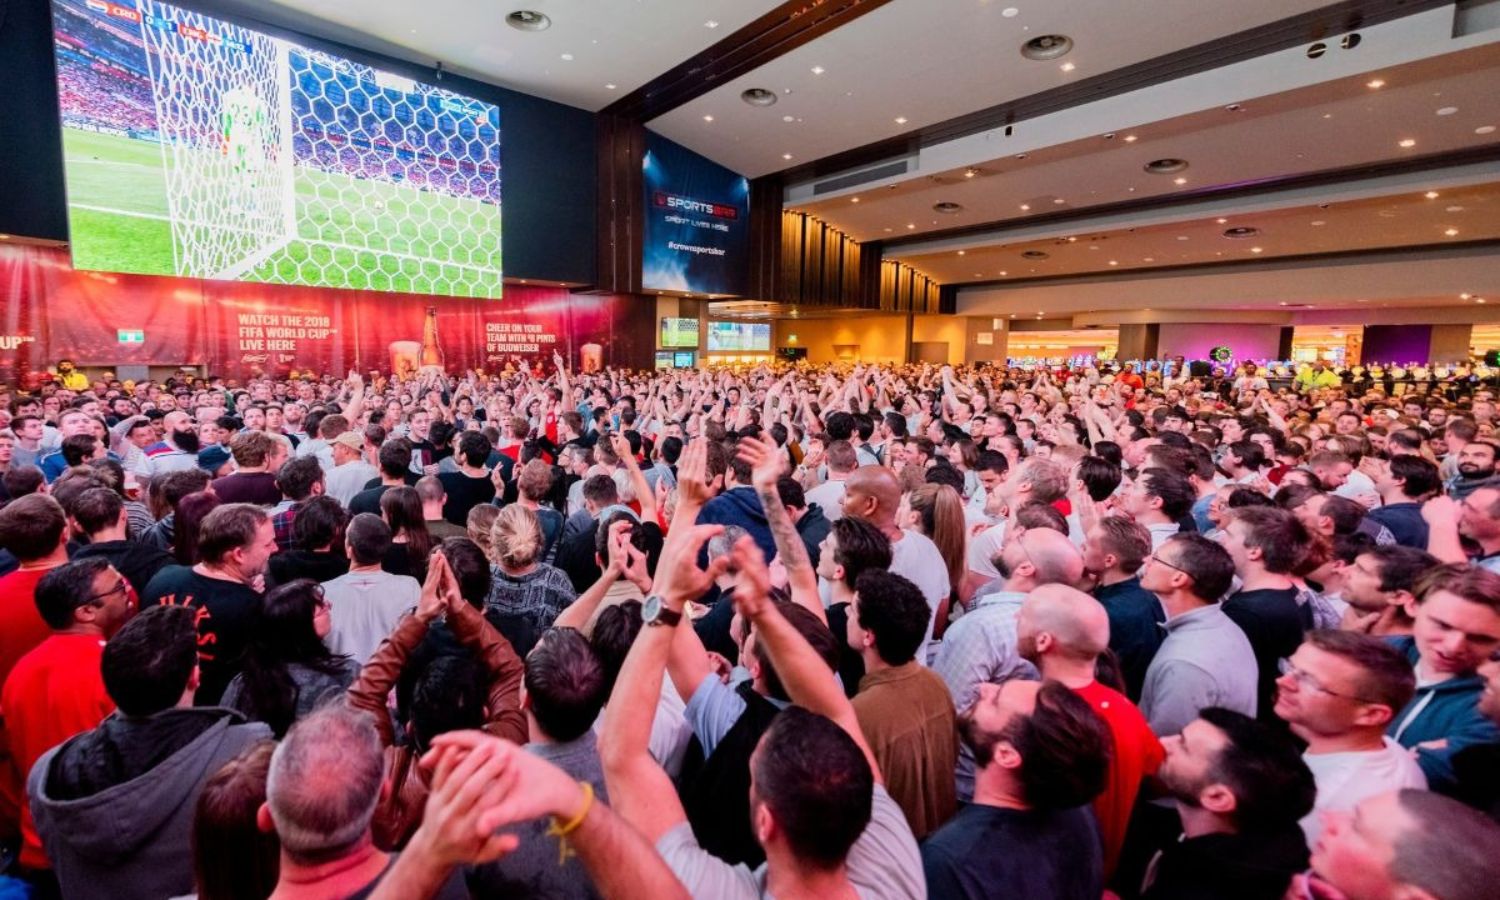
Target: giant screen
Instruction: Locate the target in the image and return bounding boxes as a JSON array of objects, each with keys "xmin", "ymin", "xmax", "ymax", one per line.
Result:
[
  {"xmin": 642, "ymin": 132, "xmax": 749, "ymax": 298},
  {"xmin": 51, "ymin": 0, "xmax": 502, "ymax": 297}
]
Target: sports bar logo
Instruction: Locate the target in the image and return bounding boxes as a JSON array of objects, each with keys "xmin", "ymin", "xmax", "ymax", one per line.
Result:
[{"xmin": 652, "ymin": 191, "xmax": 739, "ymax": 220}]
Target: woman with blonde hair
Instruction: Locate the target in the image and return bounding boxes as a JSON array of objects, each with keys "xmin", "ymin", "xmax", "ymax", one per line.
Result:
[
  {"xmin": 483, "ymin": 504, "xmax": 576, "ymax": 656},
  {"xmin": 904, "ymin": 483, "xmax": 969, "ymax": 637}
]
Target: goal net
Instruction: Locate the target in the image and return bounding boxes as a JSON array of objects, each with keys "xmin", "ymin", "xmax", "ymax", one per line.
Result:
[{"xmin": 139, "ymin": 0, "xmax": 295, "ymax": 281}]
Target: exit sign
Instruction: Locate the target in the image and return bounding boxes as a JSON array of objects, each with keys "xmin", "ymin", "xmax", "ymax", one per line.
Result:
[{"xmin": 117, "ymin": 329, "xmax": 145, "ymax": 345}]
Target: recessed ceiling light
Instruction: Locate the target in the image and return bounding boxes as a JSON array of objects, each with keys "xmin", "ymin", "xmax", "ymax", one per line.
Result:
[
  {"xmin": 1479, "ymin": 298, "xmax": 1489, "ymax": 304},
  {"xmin": 704, "ymin": 20, "xmax": 719, "ymax": 28},
  {"xmin": 1446, "ymin": 205, "xmax": 1465, "ymax": 212},
  {"xmin": 782, "ymin": 115, "xmax": 795, "ymax": 122},
  {"xmin": 958, "ymin": 250, "xmax": 966, "ymax": 256},
  {"xmin": 1425, "ymin": 191, "xmax": 1440, "ymax": 199},
  {"xmin": 894, "ymin": 116, "xmax": 908, "ymax": 125},
  {"xmin": 1144, "ymin": 257, "xmax": 1154, "ymax": 262},
  {"xmin": 1250, "ymin": 247, "xmax": 1264, "ymax": 253},
  {"xmin": 1108, "ymin": 260, "xmax": 1118, "ymax": 266},
  {"xmin": 850, "ymin": 197, "xmax": 860, "ymax": 203},
  {"xmin": 1462, "ymin": 293, "xmax": 1473, "ymax": 300},
  {"xmin": 560, "ymin": 52, "xmax": 574, "ymax": 61},
  {"xmin": 965, "ymin": 168, "xmax": 978, "ymax": 178},
  {"xmin": 1022, "ymin": 34, "xmax": 1074, "ymax": 61},
  {"xmin": 1019, "ymin": 204, "xmax": 1030, "ymax": 211},
  {"xmin": 605, "ymin": 83, "xmax": 617, "ymax": 90},
  {"xmin": 974, "ymin": 273, "xmax": 983, "ymax": 278},
  {"xmin": 703, "ymin": 115, "xmax": 714, "ymax": 122},
  {"xmin": 741, "ymin": 88, "xmax": 778, "ymax": 107},
  {"xmin": 1176, "ymin": 236, "xmax": 1189, "ymax": 241},
  {"xmin": 1144, "ymin": 158, "xmax": 1189, "ymax": 174},
  {"xmin": 1066, "ymin": 236, "xmax": 1077, "ymax": 242},
  {"xmin": 1279, "ymin": 301, "xmax": 1289, "ymax": 306},
  {"xmin": 1216, "ymin": 217, "xmax": 1228, "ymax": 224},
  {"xmin": 1311, "ymin": 220, "xmax": 1326, "ymax": 226},
  {"xmin": 1477, "ymin": 125, "xmax": 1497, "ymax": 135},
  {"xmin": 1398, "ymin": 139, "xmax": 1416, "ymax": 148},
  {"xmin": 506, "ymin": 10, "xmax": 551, "ymax": 31},
  {"xmin": 884, "ymin": 227, "xmax": 893, "ymax": 232},
  {"xmin": 1052, "ymin": 197, "xmax": 1065, "ymax": 205},
  {"xmin": 1173, "ymin": 177, "xmax": 1188, "ymax": 185},
  {"xmin": 1445, "ymin": 228, "xmax": 1460, "ymax": 236},
  {"xmin": 906, "ymin": 223, "xmax": 916, "ymax": 229},
  {"xmin": 782, "ymin": 153, "xmax": 793, "ymax": 160},
  {"xmin": 1437, "ymin": 106, "xmax": 1458, "ymax": 116},
  {"xmin": 934, "ymin": 202, "xmax": 963, "ymax": 214},
  {"xmin": 811, "ymin": 66, "xmax": 826, "ymax": 75},
  {"xmin": 1060, "ymin": 62, "xmax": 1076, "ymax": 72},
  {"xmin": 1367, "ymin": 79, "xmax": 1385, "ymax": 89},
  {"xmin": 1002, "ymin": 7, "xmax": 1020, "ymax": 17}
]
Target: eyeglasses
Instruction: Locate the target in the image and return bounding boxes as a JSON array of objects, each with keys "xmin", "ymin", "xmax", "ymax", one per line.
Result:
[
  {"xmin": 1277, "ymin": 659, "xmax": 1376, "ymax": 703},
  {"xmin": 1146, "ymin": 552, "xmax": 1191, "ymax": 578},
  {"xmin": 82, "ymin": 577, "xmax": 130, "ymax": 605}
]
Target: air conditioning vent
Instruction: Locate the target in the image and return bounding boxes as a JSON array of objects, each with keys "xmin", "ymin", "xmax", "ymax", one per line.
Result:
[{"xmin": 812, "ymin": 160, "xmax": 910, "ymax": 195}]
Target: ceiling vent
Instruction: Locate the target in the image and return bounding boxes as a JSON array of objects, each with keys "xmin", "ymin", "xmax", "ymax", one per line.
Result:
[
  {"xmin": 1223, "ymin": 226, "xmax": 1261, "ymax": 239},
  {"xmin": 1021, "ymin": 35, "xmax": 1074, "ymax": 61},
  {"xmin": 1144, "ymin": 158, "xmax": 1189, "ymax": 174},
  {"xmin": 1021, "ymin": 250, "xmax": 1050, "ymax": 260},
  {"xmin": 506, "ymin": 10, "xmax": 551, "ymax": 31},
  {"xmin": 741, "ymin": 88, "xmax": 777, "ymax": 107},
  {"xmin": 933, "ymin": 202, "xmax": 964, "ymax": 214},
  {"xmin": 812, "ymin": 159, "xmax": 911, "ymax": 195}
]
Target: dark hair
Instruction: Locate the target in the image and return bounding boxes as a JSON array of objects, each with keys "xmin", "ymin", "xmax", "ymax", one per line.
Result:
[
  {"xmin": 438, "ymin": 537, "xmax": 490, "ymax": 608},
  {"xmin": 1094, "ymin": 516, "xmax": 1151, "ymax": 573},
  {"xmin": 70, "ymin": 486, "xmax": 124, "ymax": 535},
  {"xmin": 775, "ymin": 476, "xmax": 806, "ymax": 510},
  {"xmin": 659, "ymin": 435, "xmax": 684, "ymax": 465},
  {"xmin": 963, "ymin": 681, "xmax": 1110, "ymax": 810},
  {"xmin": 754, "ymin": 603, "xmax": 842, "ymax": 703},
  {"xmin": 377, "ymin": 438, "xmax": 413, "ymax": 478},
  {"xmin": 524, "ymin": 627, "xmax": 606, "ymax": 742},
  {"xmin": 1388, "ymin": 455, "xmax": 1441, "ymax": 500},
  {"xmin": 1274, "ymin": 483, "xmax": 1323, "ymax": 514},
  {"xmin": 151, "ymin": 468, "xmax": 211, "ymax": 519},
  {"xmin": 1363, "ymin": 545, "xmax": 1438, "ymax": 594},
  {"xmin": 345, "ymin": 513, "xmax": 393, "ymax": 566},
  {"xmin": 1225, "ymin": 488, "xmax": 1274, "ymax": 510},
  {"xmin": 828, "ymin": 517, "xmax": 892, "ymax": 589},
  {"xmin": 232, "ymin": 580, "xmax": 348, "ymax": 737},
  {"xmin": 177, "ymin": 492, "xmax": 228, "ymax": 565},
  {"xmin": 1304, "ymin": 629, "xmax": 1416, "ymax": 712},
  {"xmin": 410, "ymin": 655, "xmax": 487, "ymax": 749},
  {"xmin": 293, "ymin": 496, "xmax": 347, "ymax": 553},
  {"xmin": 104, "ymin": 605, "xmax": 200, "ymax": 715},
  {"xmin": 1226, "ymin": 440, "xmax": 1266, "ymax": 472},
  {"xmin": 191, "ymin": 741, "xmax": 280, "ymax": 900},
  {"xmin": 590, "ymin": 601, "xmax": 643, "ymax": 697},
  {"xmin": 275, "ymin": 457, "xmax": 324, "ymax": 502},
  {"xmin": 1416, "ymin": 563, "xmax": 1500, "ymax": 614},
  {"xmin": 457, "ymin": 431, "xmax": 491, "ymax": 467},
  {"xmin": 2, "ymin": 465, "xmax": 46, "ymax": 501},
  {"xmin": 380, "ymin": 487, "xmax": 432, "ymax": 574},
  {"xmin": 726, "ymin": 441, "xmax": 754, "ymax": 486},
  {"xmin": 35, "ymin": 557, "xmax": 112, "ymax": 629},
  {"xmin": 581, "ymin": 473, "xmax": 619, "ymax": 507},
  {"xmin": 1164, "ymin": 533, "xmax": 1236, "ymax": 602},
  {"xmin": 975, "ymin": 449, "xmax": 1009, "ymax": 476},
  {"xmin": 1198, "ymin": 707, "xmax": 1316, "ymax": 831},
  {"xmin": 1318, "ymin": 495, "xmax": 1368, "ymax": 536},
  {"xmin": 752, "ymin": 707, "xmax": 873, "ymax": 870},
  {"xmin": 1228, "ymin": 506, "xmax": 1311, "ymax": 574},
  {"xmin": 1092, "ymin": 441, "xmax": 1122, "ymax": 468},
  {"xmin": 853, "ymin": 571, "xmax": 930, "ymax": 666},
  {"xmin": 824, "ymin": 412, "xmax": 854, "ymax": 442},
  {"xmin": 1140, "ymin": 467, "xmax": 1196, "ymax": 520},
  {"xmin": 1077, "ymin": 457, "xmax": 1122, "ymax": 502},
  {"xmin": 924, "ymin": 462, "xmax": 965, "ymax": 494},
  {"xmin": 60, "ymin": 433, "xmax": 98, "ymax": 467},
  {"xmin": 0, "ymin": 493, "xmax": 66, "ymax": 560}
]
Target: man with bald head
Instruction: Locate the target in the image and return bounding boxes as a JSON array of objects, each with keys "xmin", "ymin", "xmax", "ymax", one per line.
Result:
[
  {"xmin": 841, "ymin": 466, "xmax": 950, "ymax": 663},
  {"xmin": 1017, "ymin": 585, "xmax": 1163, "ymax": 881},
  {"xmin": 933, "ymin": 526, "xmax": 1084, "ymax": 800},
  {"xmin": 144, "ymin": 410, "xmax": 200, "ymax": 475}
]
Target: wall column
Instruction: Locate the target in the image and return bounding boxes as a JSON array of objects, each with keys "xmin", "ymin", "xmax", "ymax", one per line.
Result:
[
  {"xmin": 1429, "ymin": 324, "xmax": 1473, "ymax": 363},
  {"xmin": 1117, "ymin": 323, "xmax": 1159, "ymax": 360}
]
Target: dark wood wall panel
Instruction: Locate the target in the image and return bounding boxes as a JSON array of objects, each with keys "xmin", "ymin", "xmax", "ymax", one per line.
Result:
[{"xmin": 594, "ymin": 113, "xmax": 647, "ymax": 295}]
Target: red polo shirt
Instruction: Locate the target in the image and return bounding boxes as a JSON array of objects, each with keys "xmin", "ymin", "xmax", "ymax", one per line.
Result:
[{"xmin": 1073, "ymin": 680, "xmax": 1164, "ymax": 880}]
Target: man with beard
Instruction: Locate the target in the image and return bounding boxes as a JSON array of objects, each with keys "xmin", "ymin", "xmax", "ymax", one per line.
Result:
[
  {"xmin": 1447, "ymin": 439, "xmax": 1498, "ymax": 501},
  {"xmin": 921, "ymin": 679, "xmax": 1111, "ymax": 899},
  {"xmin": 144, "ymin": 411, "xmax": 201, "ymax": 476},
  {"xmin": 1142, "ymin": 707, "xmax": 1315, "ymax": 900}
]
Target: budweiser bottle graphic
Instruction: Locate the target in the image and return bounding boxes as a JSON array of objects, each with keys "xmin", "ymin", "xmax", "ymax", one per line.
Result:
[{"xmin": 420, "ymin": 307, "xmax": 444, "ymax": 368}]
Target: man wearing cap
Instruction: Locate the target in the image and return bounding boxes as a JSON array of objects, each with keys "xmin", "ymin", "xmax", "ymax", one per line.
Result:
[{"xmin": 325, "ymin": 430, "xmax": 378, "ymax": 508}]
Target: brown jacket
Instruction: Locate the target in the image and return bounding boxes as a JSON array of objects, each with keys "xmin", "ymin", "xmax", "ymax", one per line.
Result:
[{"xmin": 346, "ymin": 602, "xmax": 526, "ymax": 850}]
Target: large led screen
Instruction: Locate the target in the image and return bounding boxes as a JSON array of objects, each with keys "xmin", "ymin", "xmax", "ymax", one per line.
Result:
[
  {"xmin": 642, "ymin": 132, "xmax": 748, "ymax": 297},
  {"xmin": 52, "ymin": 0, "xmax": 502, "ymax": 297}
]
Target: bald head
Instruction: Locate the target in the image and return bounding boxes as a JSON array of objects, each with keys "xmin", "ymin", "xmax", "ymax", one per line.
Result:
[
  {"xmin": 1021, "ymin": 584, "xmax": 1109, "ymax": 660},
  {"xmin": 1014, "ymin": 527, "xmax": 1085, "ymax": 588},
  {"xmin": 844, "ymin": 466, "xmax": 902, "ymax": 526}
]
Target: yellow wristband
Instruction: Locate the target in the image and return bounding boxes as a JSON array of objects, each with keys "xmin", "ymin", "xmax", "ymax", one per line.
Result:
[{"xmin": 546, "ymin": 781, "xmax": 594, "ymax": 839}]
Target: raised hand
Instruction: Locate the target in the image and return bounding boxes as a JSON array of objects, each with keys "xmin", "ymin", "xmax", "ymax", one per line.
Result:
[{"xmin": 735, "ymin": 434, "xmax": 785, "ymax": 492}]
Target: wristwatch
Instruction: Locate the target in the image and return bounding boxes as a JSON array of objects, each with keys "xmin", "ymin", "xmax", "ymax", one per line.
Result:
[{"xmin": 642, "ymin": 594, "xmax": 683, "ymax": 628}]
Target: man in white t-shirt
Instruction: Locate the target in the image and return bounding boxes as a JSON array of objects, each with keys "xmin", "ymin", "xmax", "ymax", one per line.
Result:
[
  {"xmin": 804, "ymin": 439, "xmax": 857, "ymax": 522},
  {"xmin": 1274, "ymin": 629, "xmax": 1426, "ymax": 844},
  {"xmin": 841, "ymin": 467, "xmax": 950, "ymax": 664}
]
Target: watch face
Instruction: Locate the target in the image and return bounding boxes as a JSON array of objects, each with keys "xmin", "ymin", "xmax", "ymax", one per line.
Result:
[{"xmin": 642, "ymin": 595, "xmax": 661, "ymax": 623}]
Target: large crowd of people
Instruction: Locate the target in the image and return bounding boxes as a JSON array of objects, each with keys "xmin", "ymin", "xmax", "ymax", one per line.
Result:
[{"xmin": 1, "ymin": 350, "xmax": 1500, "ymax": 900}]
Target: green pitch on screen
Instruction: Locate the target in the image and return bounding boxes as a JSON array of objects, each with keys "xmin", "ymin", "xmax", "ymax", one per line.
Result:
[{"xmin": 62, "ymin": 128, "xmax": 503, "ymax": 298}]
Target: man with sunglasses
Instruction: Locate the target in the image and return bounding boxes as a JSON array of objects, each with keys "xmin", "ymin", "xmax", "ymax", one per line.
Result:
[
  {"xmin": 1273, "ymin": 630, "xmax": 1426, "ymax": 844},
  {"xmin": 1137, "ymin": 533, "xmax": 1258, "ymax": 737},
  {"xmin": 1, "ymin": 558, "xmax": 133, "ymax": 882}
]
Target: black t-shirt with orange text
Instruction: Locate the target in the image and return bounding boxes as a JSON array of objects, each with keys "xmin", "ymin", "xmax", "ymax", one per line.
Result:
[{"xmin": 142, "ymin": 565, "xmax": 261, "ymax": 706}]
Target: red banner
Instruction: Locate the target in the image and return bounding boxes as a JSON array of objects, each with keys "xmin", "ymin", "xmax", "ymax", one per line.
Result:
[{"xmin": 0, "ymin": 243, "xmax": 628, "ymax": 385}]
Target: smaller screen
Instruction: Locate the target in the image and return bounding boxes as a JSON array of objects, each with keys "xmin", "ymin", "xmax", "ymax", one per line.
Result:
[
  {"xmin": 654, "ymin": 351, "xmax": 674, "ymax": 370},
  {"xmin": 674, "ymin": 351, "xmax": 696, "ymax": 368},
  {"xmin": 706, "ymin": 321, "xmax": 770, "ymax": 352},
  {"xmin": 660, "ymin": 317, "xmax": 699, "ymax": 348}
]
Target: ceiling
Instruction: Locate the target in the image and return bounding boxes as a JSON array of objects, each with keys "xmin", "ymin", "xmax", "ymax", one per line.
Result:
[
  {"xmin": 646, "ymin": 0, "xmax": 1333, "ymax": 177},
  {"xmin": 252, "ymin": 0, "xmax": 784, "ymax": 110}
]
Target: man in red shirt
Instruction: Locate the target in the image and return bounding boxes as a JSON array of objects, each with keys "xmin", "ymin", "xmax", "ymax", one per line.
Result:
[
  {"xmin": 1, "ymin": 557, "xmax": 133, "ymax": 877},
  {"xmin": 0, "ymin": 493, "xmax": 72, "ymax": 841},
  {"xmin": 1017, "ymin": 583, "xmax": 1165, "ymax": 883}
]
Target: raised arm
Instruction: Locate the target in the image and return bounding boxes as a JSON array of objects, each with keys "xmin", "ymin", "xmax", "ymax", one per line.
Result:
[
  {"xmin": 611, "ymin": 433, "xmax": 656, "ymax": 524},
  {"xmin": 553, "ymin": 519, "xmax": 651, "ymax": 633},
  {"xmin": 736, "ymin": 435, "xmax": 823, "ymax": 623}
]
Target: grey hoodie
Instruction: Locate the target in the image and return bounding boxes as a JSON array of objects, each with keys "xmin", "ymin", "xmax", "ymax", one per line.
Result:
[{"xmin": 28, "ymin": 709, "xmax": 272, "ymax": 900}]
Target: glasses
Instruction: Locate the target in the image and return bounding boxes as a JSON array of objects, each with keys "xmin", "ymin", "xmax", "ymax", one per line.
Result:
[
  {"xmin": 1146, "ymin": 552, "xmax": 1191, "ymax": 578},
  {"xmin": 82, "ymin": 577, "xmax": 130, "ymax": 605},
  {"xmin": 1277, "ymin": 659, "xmax": 1375, "ymax": 702}
]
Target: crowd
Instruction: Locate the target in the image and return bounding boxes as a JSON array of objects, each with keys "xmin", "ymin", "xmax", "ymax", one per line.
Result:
[{"xmin": 1, "ymin": 351, "xmax": 1499, "ymax": 900}]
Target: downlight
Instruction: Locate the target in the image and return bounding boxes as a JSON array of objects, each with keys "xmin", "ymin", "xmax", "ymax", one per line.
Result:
[
  {"xmin": 506, "ymin": 10, "xmax": 551, "ymax": 31},
  {"xmin": 1222, "ymin": 226, "xmax": 1261, "ymax": 239},
  {"xmin": 1022, "ymin": 34, "xmax": 1074, "ymax": 61},
  {"xmin": 1144, "ymin": 158, "xmax": 1189, "ymax": 175},
  {"xmin": 1021, "ymin": 250, "xmax": 1051, "ymax": 260},
  {"xmin": 933, "ymin": 202, "xmax": 964, "ymax": 214},
  {"xmin": 741, "ymin": 88, "xmax": 778, "ymax": 107}
]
